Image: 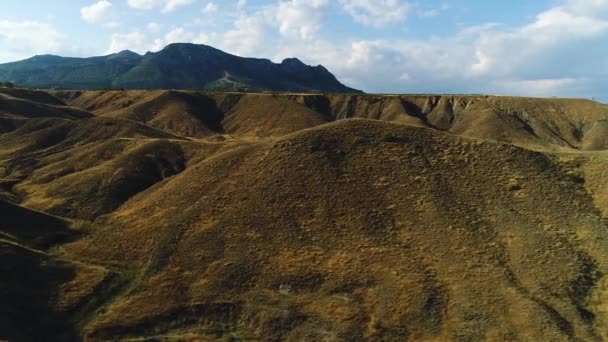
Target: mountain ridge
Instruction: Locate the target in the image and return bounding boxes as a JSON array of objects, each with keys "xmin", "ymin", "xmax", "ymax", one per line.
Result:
[{"xmin": 0, "ymin": 43, "xmax": 361, "ymax": 93}]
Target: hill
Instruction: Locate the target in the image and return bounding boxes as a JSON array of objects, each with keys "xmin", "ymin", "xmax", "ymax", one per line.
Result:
[
  {"xmin": 0, "ymin": 88, "xmax": 92, "ymax": 121},
  {"xmin": 0, "ymin": 199, "xmax": 122, "ymax": 342},
  {"xmin": 53, "ymin": 90, "xmax": 608, "ymax": 149},
  {"xmin": 0, "ymin": 43, "xmax": 361, "ymax": 93},
  {"xmin": 58, "ymin": 120, "xmax": 608, "ymax": 340},
  {"xmin": 1, "ymin": 90, "xmax": 608, "ymax": 340}
]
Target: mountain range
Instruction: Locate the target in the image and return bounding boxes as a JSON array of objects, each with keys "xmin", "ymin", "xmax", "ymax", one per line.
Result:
[{"xmin": 0, "ymin": 43, "xmax": 361, "ymax": 93}]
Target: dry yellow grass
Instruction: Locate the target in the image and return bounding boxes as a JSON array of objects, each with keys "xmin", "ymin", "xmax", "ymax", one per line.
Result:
[
  {"xmin": 63, "ymin": 119, "xmax": 608, "ymax": 340},
  {"xmin": 1, "ymin": 89, "xmax": 608, "ymax": 341},
  {"xmin": 54, "ymin": 90, "xmax": 608, "ymax": 150}
]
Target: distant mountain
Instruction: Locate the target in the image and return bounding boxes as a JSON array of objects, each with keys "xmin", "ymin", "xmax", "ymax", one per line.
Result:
[{"xmin": 0, "ymin": 43, "xmax": 361, "ymax": 93}]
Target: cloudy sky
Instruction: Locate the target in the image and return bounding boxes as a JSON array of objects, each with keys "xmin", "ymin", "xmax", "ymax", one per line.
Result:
[{"xmin": 1, "ymin": 0, "xmax": 606, "ymax": 99}]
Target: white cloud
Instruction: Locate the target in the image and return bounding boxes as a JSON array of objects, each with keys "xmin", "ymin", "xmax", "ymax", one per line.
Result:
[
  {"xmin": 108, "ymin": 31, "xmax": 148, "ymax": 53},
  {"xmin": 108, "ymin": 8, "xmax": 267, "ymax": 56},
  {"xmin": 220, "ymin": 13, "xmax": 269, "ymax": 55},
  {"xmin": 147, "ymin": 22, "xmax": 161, "ymax": 32},
  {"xmin": 0, "ymin": 20, "xmax": 63, "ymax": 62},
  {"xmin": 81, "ymin": 0, "xmax": 113, "ymax": 23},
  {"xmin": 105, "ymin": 21, "xmax": 121, "ymax": 28},
  {"xmin": 126, "ymin": 0, "xmax": 156, "ymax": 9},
  {"xmin": 203, "ymin": 2, "xmax": 218, "ymax": 13},
  {"xmin": 112, "ymin": 4, "xmax": 273, "ymax": 57},
  {"xmin": 417, "ymin": 9, "xmax": 440, "ymax": 18},
  {"xmin": 565, "ymin": 0, "xmax": 608, "ymax": 17},
  {"xmin": 164, "ymin": 27, "xmax": 193, "ymax": 42},
  {"xmin": 268, "ymin": 0, "xmax": 608, "ymax": 98},
  {"xmin": 470, "ymin": 3, "xmax": 608, "ymax": 78},
  {"xmin": 163, "ymin": 0, "xmax": 196, "ymax": 12},
  {"xmin": 151, "ymin": 27, "xmax": 209, "ymax": 50},
  {"xmin": 284, "ymin": 38, "xmax": 475, "ymax": 93},
  {"xmin": 185, "ymin": 5, "xmax": 276, "ymax": 56},
  {"xmin": 276, "ymin": 0, "xmax": 329, "ymax": 40},
  {"xmin": 236, "ymin": 0, "xmax": 247, "ymax": 11},
  {"xmin": 496, "ymin": 78, "xmax": 585, "ymax": 96},
  {"xmin": 339, "ymin": 0, "xmax": 410, "ymax": 27},
  {"xmin": 417, "ymin": 3, "xmax": 449, "ymax": 18},
  {"xmin": 127, "ymin": 0, "xmax": 196, "ymax": 13},
  {"xmin": 102, "ymin": 0, "xmax": 608, "ymax": 99}
]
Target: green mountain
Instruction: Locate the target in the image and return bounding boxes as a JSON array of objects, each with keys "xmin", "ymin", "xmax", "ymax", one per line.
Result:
[{"xmin": 0, "ymin": 43, "xmax": 361, "ymax": 93}]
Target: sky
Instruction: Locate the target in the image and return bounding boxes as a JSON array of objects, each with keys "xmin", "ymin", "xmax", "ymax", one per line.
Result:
[{"xmin": 0, "ymin": 0, "xmax": 607, "ymax": 99}]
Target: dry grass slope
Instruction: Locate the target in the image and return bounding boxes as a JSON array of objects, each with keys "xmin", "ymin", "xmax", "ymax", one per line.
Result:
[
  {"xmin": 55, "ymin": 91, "xmax": 608, "ymax": 151},
  {"xmin": 2, "ymin": 90, "xmax": 608, "ymax": 341},
  {"xmin": 60, "ymin": 119, "xmax": 607, "ymax": 340},
  {"xmin": 0, "ymin": 88, "xmax": 92, "ymax": 120},
  {"xmin": 96, "ymin": 90, "xmax": 224, "ymax": 138}
]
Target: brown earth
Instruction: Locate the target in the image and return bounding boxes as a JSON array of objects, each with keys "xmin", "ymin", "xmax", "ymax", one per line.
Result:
[{"xmin": 2, "ymin": 89, "xmax": 608, "ymax": 341}]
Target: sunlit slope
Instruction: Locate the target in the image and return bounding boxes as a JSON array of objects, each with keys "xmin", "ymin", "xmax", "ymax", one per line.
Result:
[
  {"xmin": 58, "ymin": 119, "xmax": 608, "ymax": 340},
  {"xmin": 2, "ymin": 90, "xmax": 608, "ymax": 340}
]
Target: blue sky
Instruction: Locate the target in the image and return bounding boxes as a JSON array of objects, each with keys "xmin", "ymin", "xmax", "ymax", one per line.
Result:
[{"xmin": 1, "ymin": 0, "xmax": 607, "ymax": 100}]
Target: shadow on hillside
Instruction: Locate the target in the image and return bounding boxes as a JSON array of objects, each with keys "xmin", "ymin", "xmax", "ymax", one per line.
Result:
[{"xmin": 0, "ymin": 243, "xmax": 79, "ymax": 341}]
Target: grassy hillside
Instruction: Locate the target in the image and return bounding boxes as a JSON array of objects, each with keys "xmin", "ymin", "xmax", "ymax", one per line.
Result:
[
  {"xmin": 55, "ymin": 90, "xmax": 608, "ymax": 150},
  {"xmin": 52, "ymin": 119, "xmax": 604, "ymax": 340},
  {"xmin": 0, "ymin": 88, "xmax": 92, "ymax": 121},
  {"xmin": 1, "ymin": 89, "xmax": 608, "ymax": 340}
]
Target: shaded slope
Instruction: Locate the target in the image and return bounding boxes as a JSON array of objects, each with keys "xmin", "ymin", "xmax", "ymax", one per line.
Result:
[
  {"xmin": 58, "ymin": 120, "xmax": 608, "ymax": 340},
  {"xmin": 52, "ymin": 90, "xmax": 225, "ymax": 138},
  {"xmin": 0, "ymin": 87, "xmax": 66, "ymax": 106},
  {"xmin": 0, "ymin": 90, "xmax": 92, "ymax": 120},
  {"xmin": 103, "ymin": 90, "xmax": 224, "ymax": 138},
  {"xmin": 1, "ymin": 241, "xmax": 81, "ymax": 342},
  {"xmin": 0, "ymin": 116, "xmax": 179, "ymax": 158},
  {"xmin": 12, "ymin": 139, "xmax": 211, "ymax": 219},
  {"xmin": 0, "ymin": 117, "xmax": 197, "ymax": 219},
  {"xmin": 13, "ymin": 140, "xmax": 189, "ymax": 219},
  {"xmin": 0, "ymin": 199, "xmax": 76, "ymax": 249},
  {"xmin": 0, "ymin": 200, "xmax": 111, "ymax": 342},
  {"xmin": 0, "ymin": 114, "xmax": 256, "ymax": 220},
  {"xmin": 0, "ymin": 117, "xmax": 24, "ymax": 134}
]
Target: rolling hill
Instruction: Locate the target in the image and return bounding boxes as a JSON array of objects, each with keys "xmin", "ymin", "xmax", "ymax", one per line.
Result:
[
  {"xmin": 1, "ymin": 88, "xmax": 608, "ymax": 341},
  {"xmin": 0, "ymin": 43, "xmax": 361, "ymax": 93},
  {"xmin": 52, "ymin": 90, "xmax": 608, "ymax": 149},
  {"xmin": 0, "ymin": 88, "xmax": 92, "ymax": 121}
]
